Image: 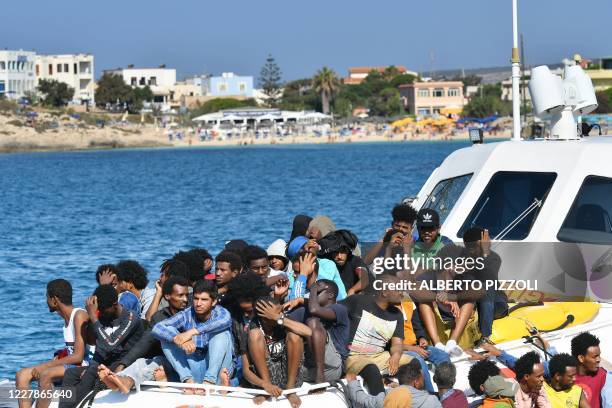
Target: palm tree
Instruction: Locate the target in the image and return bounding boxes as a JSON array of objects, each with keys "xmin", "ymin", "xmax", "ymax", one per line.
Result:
[{"xmin": 313, "ymin": 67, "xmax": 339, "ymax": 115}]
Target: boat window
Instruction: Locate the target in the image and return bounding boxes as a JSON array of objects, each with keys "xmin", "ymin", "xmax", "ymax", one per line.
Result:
[
  {"xmin": 458, "ymin": 171, "xmax": 557, "ymax": 240},
  {"xmin": 421, "ymin": 173, "xmax": 472, "ymax": 226},
  {"xmin": 558, "ymin": 176, "xmax": 612, "ymax": 244}
]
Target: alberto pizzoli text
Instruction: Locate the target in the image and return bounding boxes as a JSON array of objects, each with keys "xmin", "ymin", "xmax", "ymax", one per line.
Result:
[{"xmin": 373, "ymin": 279, "xmax": 538, "ymax": 292}]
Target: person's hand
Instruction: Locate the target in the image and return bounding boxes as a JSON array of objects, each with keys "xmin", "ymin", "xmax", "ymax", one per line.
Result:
[
  {"xmin": 436, "ymin": 291, "xmax": 449, "ymax": 303},
  {"xmin": 282, "ymin": 298, "xmax": 304, "ymax": 312},
  {"xmin": 274, "ymin": 278, "xmax": 289, "ymax": 298},
  {"xmin": 401, "ymin": 232, "xmax": 414, "ymax": 247},
  {"xmin": 418, "ymin": 337, "xmax": 429, "ymax": 348},
  {"xmin": 180, "ymin": 340, "xmax": 197, "ymax": 354},
  {"xmin": 174, "ymin": 330, "xmax": 195, "ymax": 346},
  {"xmin": 481, "ymin": 229, "xmax": 491, "ymax": 256},
  {"xmin": 347, "ymin": 287, "xmax": 357, "ymax": 297},
  {"xmin": 98, "ymin": 269, "xmax": 117, "ymax": 286},
  {"xmin": 262, "ymin": 382, "xmax": 282, "ymax": 397},
  {"xmin": 388, "ymin": 354, "xmax": 401, "ymax": 376},
  {"xmin": 256, "ymin": 300, "xmax": 282, "ymax": 321},
  {"xmin": 304, "ymin": 240, "xmax": 320, "ymax": 254},
  {"xmin": 86, "ymin": 296, "xmax": 98, "ymax": 320},
  {"xmin": 380, "ymin": 228, "xmax": 393, "ymax": 242},
  {"xmin": 299, "ymin": 252, "xmax": 316, "ymax": 277},
  {"xmin": 345, "ymin": 372, "xmax": 357, "ymax": 382},
  {"xmin": 444, "ymin": 301, "xmax": 460, "ymax": 318},
  {"xmin": 390, "ymin": 232, "xmax": 404, "ymax": 246},
  {"xmin": 31, "ymin": 366, "xmax": 42, "ymax": 380},
  {"xmin": 203, "ymin": 258, "xmax": 213, "ymax": 273},
  {"xmin": 154, "ymin": 279, "xmax": 162, "ymax": 294},
  {"xmin": 405, "ymin": 345, "xmax": 429, "ymax": 358}
]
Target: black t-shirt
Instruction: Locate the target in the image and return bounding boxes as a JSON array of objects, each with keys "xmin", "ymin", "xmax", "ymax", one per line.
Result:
[
  {"xmin": 338, "ymin": 255, "xmax": 368, "ymax": 291},
  {"xmin": 288, "ymin": 304, "xmax": 350, "ymax": 359},
  {"xmin": 340, "ymin": 294, "xmax": 404, "ymax": 355}
]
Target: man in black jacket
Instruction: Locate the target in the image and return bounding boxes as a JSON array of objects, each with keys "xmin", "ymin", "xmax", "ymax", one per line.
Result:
[
  {"xmin": 59, "ymin": 284, "xmax": 144, "ymax": 408},
  {"xmin": 97, "ymin": 276, "xmax": 190, "ymax": 393}
]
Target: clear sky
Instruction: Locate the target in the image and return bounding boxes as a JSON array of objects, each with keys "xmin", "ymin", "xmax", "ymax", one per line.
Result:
[{"xmin": 3, "ymin": 0, "xmax": 611, "ymax": 82}]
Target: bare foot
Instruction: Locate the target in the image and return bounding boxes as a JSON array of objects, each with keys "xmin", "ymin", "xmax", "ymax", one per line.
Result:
[
  {"xmin": 481, "ymin": 343, "xmax": 502, "ymax": 357},
  {"xmin": 112, "ymin": 375, "xmax": 133, "ymax": 394},
  {"xmin": 182, "ymin": 379, "xmax": 198, "ymax": 395},
  {"xmin": 253, "ymin": 395, "xmax": 269, "ymax": 405},
  {"xmin": 287, "ymin": 393, "xmax": 302, "ymax": 408},
  {"xmin": 98, "ymin": 365, "xmax": 120, "ymax": 391},
  {"xmin": 218, "ymin": 368, "xmax": 230, "ymax": 395},
  {"xmin": 464, "ymin": 348, "xmax": 488, "ymax": 361}
]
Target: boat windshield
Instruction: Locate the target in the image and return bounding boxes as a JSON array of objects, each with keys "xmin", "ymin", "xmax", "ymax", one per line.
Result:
[
  {"xmin": 558, "ymin": 176, "xmax": 612, "ymax": 244},
  {"xmin": 421, "ymin": 173, "xmax": 472, "ymax": 226},
  {"xmin": 458, "ymin": 171, "xmax": 557, "ymax": 240}
]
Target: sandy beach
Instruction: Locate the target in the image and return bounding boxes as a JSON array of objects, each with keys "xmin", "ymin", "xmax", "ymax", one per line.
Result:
[{"xmin": 0, "ymin": 108, "xmax": 512, "ymax": 153}]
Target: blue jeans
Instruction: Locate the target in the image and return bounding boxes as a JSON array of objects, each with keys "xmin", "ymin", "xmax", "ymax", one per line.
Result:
[
  {"xmin": 476, "ymin": 290, "xmax": 508, "ymax": 337},
  {"xmin": 161, "ymin": 330, "xmax": 234, "ymax": 384},
  {"xmin": 404, "ymin": 346, "xmax": 451, "ymax": 393}
]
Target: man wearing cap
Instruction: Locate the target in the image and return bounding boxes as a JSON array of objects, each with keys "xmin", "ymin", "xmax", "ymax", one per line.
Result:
[
  {"xmin": 482, "ymin": 375, "xmax": 518, "ymax": 408},
  {"xmin": 411, "ymin": 208, "xmax": 452, "ymax": 267},
  {"xmin": 285, "ymin": 236, "xmax": 347, "ymax": 301}
]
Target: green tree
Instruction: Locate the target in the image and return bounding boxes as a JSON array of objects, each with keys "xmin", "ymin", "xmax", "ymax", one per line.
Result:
[
  {"xmin": 130, "ymin": 86, "xmax": 154, "ymax": 112},
  {"xmin": 37, "ymin": 79, "xmax": 74, "ymax": 107},
  {"xmin": 95, "ymin": 73, "xmax": 133, "ymax": 108},
  {"xmin": 595, "ymin": 89, "xmax": 612, "ymax": 113},
  {"xmin": 258, "ymin": 54, "xmax": 282, "ymax": 106},
  {"xmin": 279, "ymin": 78, "xmax": 318, "ymax": 111},
  {"xmin": 368, "ymin": 87, "xmax": 403, "ymax": 117},
  {"xmin": 313, "ymin": 67, "xmax": 340, "ymax": 114}
]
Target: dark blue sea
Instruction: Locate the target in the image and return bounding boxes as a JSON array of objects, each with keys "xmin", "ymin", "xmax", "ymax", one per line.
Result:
[{"xmin": 0, "ymin": 141, "xmax": 469, "ymax": 379}]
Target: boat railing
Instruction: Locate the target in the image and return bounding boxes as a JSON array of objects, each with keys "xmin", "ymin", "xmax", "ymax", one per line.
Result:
[{"xmin": 139, "ymin": 380, "xmax": 333, "ymax": 397}]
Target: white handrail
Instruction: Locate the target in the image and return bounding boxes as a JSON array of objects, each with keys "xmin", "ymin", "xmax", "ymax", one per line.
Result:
[
  {"xmin": 139, "ymin": 380, "xmax": 332, "ymax": 396},
  {"xmin": 511, "ymin": 0, "xmax": 522, "ymax": 141}
]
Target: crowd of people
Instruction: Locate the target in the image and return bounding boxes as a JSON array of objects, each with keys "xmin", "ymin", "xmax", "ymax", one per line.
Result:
[{"xmin": 15, "ymin": 204, "xmax": 611, "ymax": 408}]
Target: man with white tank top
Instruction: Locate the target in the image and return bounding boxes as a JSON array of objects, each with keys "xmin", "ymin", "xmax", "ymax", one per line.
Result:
[{"xmin": 15, "ymin": 279, "xmax": 92, "ymax": 408}]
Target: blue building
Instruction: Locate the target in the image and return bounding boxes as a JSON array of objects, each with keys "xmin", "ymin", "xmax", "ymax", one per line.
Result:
[{"xmin": 205, "ymin": 72, "xmax": 253, "ymax": 98}]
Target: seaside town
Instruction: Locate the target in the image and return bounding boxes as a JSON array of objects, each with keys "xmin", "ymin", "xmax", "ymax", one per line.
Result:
[{"xmin": 1, "ymin": 49, "xmax": 611, "ymax": 152}]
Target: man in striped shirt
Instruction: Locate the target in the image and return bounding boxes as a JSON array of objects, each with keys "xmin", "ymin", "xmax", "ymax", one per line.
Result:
[{"xmin": 152, "ymin": 280, "xmax": 233, "ymax": 390}]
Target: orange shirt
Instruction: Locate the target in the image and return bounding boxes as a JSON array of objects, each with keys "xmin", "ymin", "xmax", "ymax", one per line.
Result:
[{"xmin": 400, "ymin": 300, "xmax": 417, "ymax": 346}]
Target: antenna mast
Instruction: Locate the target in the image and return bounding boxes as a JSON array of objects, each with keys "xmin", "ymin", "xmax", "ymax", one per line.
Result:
[{"xmin": 511, "ymin": 0, "xmax": 521, "ymax": 140}]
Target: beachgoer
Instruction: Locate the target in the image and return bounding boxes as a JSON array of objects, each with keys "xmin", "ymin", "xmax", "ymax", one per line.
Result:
[
  {"xmin": 98, "ymin": 276, "xmax": 190, "ymax": 393},
  {"xmin": 514, "ymin": 351, "xmax": 551, "ymax": 408},
  {"xmin": 15, "ymin": 279, "xmax": 91, "ymax": 408},
  {"xmin": 572, "ymin": 332, "xmax": 606, "ymax": 408},
  {"xmin": 247, "ymin": 296, "xmax": 312, "ymax": 408},
  {"xmin": 434, "ymin": 361, "xmax": 469, "ymax": 407},
  {"xmin": 282, "ymin": 279, "xmax": 349, "ymax": 384},
  {"xmin": 152, "ymin": 280, "xmax": 233, "ymax": 388},
  {"xmin": 543, "ymin": 353, "xmax": 590, "ymax": 408}
]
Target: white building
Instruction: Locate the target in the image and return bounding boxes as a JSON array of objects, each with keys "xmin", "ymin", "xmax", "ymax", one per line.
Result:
[
  {"xmin": 35, "ymin": 54, "xmax": 95, "ymax": 105},
  {"xmin": 0, "ymin": 50, "xmax": 36, "ymax": 100},
  {"xmin": 103, "ymin": 66, "xmax": 176, "ymax": 103}
]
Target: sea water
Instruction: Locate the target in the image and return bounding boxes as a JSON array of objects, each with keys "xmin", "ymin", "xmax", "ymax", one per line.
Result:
[{"xmin": 0, "ymin": 141, "xmax": 469, "ymax": 379}]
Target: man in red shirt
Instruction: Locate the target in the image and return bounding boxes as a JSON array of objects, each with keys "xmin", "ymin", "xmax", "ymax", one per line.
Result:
[{"xmin": 572, "ymin": 332, "xmax": 607, "ymax": 408}]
